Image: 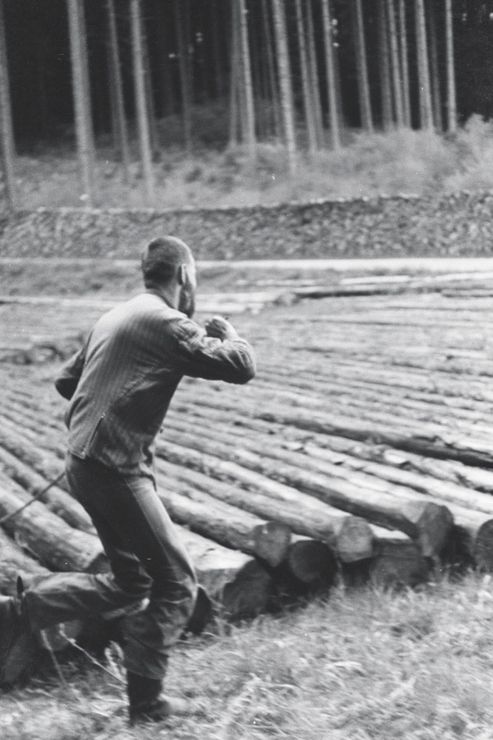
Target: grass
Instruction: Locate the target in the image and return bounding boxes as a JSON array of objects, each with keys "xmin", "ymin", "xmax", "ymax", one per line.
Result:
[
  {"xmin": 8, "ymin": 114, "xmax": 493, "ymax": 211},
  {"xmin": 3, "ymin": 571, "xmax": 493, "ymax": 739}
]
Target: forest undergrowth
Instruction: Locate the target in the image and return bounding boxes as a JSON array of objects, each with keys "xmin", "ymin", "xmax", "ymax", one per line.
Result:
[{"xmin": 11, "ymin": 113, "xmax": 493, "ymax": 211}]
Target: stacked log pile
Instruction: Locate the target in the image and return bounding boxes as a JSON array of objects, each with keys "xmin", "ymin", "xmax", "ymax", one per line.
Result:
[{"xmin": 3, "ymin": 276, "xmax": 493, "ymax": 637}]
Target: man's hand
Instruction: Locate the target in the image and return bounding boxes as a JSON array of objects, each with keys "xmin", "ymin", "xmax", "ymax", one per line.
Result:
[{"xmin": 205, "ymin": 316, "xmax": 239, "ymax": 341}]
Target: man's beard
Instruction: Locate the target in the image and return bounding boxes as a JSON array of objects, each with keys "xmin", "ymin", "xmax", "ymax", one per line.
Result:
[{"xmin": 179, "ymin": 285, "xmax": 196, "ymax": 318}]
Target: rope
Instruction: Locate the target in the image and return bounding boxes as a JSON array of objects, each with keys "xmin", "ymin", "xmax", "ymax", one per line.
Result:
[{"xmin": 0, "ymin": 471, "xmax": 65, "ymax": 525}]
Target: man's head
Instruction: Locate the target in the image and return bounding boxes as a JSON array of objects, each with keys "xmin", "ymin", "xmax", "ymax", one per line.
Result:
[{"xmin": 141, "ymin": 236, "xmax": 197, "ymax": 317}]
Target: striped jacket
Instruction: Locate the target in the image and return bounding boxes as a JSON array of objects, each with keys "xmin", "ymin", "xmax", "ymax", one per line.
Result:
[{"xmin": 55, "ymin": 290, "xmax": 256, "ymax": 475}]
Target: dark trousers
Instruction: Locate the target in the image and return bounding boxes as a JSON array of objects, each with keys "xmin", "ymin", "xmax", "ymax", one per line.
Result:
[{"xmin": 24, "ymin": 453, "xmax": 197, "ymax": 679}]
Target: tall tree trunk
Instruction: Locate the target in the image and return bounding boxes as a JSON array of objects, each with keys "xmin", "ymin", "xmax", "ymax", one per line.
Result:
[
  {"xmin": 229, "ymin": 0, "xmax": 241, "ymax": 146},
  {"xmin": 77, "ymin": 0, "xmax": 95, "ymax": 155},
  {"xmin": 427, "ymin": 0, "xmax": 443, "ymax": 130},
  {"xmin": 377, "ymin": 0, "xmax": 392, "ymax": 130},
  {"xmin": 67, "ymin": 0, "xmax": 95, "ymax": 206},
  {"xmin": 238, "ymin": 0, "xmax": 257, "ymax": 160},
  {"xmin": 174, "ymin": 0, "xmax": 192, "ymax": 153},
  {"xmin": 321, "ymin": 0, "xmax": 341, "ymax": 150},
  {"xmin": 295, "ymin": 0, "xmax": 318, "ymax": 154},
  {"xmin": 445, "ymin": 0, "xmax": 457, "ymax": 131},
  {"xmin": 398, "ymin": 0, "xmax": 411, "ymax": 126},
  {"xmin": 155, "ymin": 0, "xmax": 176, "ymax": 116},
  {"xmin": 261, "ymin": 0, "xmax": 282, "ymax": 140},
  {"xmin": 142, "ymin": 26, "xmax": 159, "ymax": 155},
  {"xmin": 106, "ymin": 0, "xmax": 130, "ymax": 184},
  {"xmin": 386, "ymin": 0, "xmax": 404, "ymax": 126},
  {"xmin": 306, "ymin": 0, "xmax": 325, "ymax": 148},
  {"xmin": 211, "ymin": 0, "xmax": 225, "ymax": 98},
  {"xmin": 130, "ymin": 0, "xmax": 155, "ymax": 202},
  {"xmin": 353, "ymin": 0, "xmax": 373, "ymax": 132},
  {"xmin": 415, "ymin": 0, "xmax": 433, "ymax": 129},
  {"xmin": 271, "ymin": 0, "xmax": 297, "ymax": 173},
  {"xmin": 0, "ymin": 0, "xmax": 16, "ymax": 211}
]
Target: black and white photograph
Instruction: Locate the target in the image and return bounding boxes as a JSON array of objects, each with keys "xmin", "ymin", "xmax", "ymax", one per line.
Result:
[{"xmin": 2, "ymin": 1, "xmax": 493, "ymax": 737}]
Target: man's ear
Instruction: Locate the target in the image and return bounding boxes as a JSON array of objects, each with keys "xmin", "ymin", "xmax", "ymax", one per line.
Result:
[{"xmin": 177, "ymin": 263, "xmax": 187, "ymax": 286}]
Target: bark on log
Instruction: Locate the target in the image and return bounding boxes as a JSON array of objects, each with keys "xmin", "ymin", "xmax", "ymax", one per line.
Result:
[
  {"xmin": 303, "ymin": 441, "xmax": 493, "ymax": 514},
  {"xmin": 155, "ymin": 461, "xmax": 292, "ymax": 567},
  {"xmin": 256, "ymin": 406, "xmax": 493, "ymax": 469},
  {"xmin": 0, "ymin": 526, "xmax": 49, "ymax": 594},
  {"xmin": 156, "ymin": 444, "xmax": 374, "ymax": 563},
  {"xmin": 159, "ymin": 430, "xmax": 452, "ymax": 558},
  {"xmin": 179, "ymin": 385, "xmax": 492, "ymax": 459},
  {"xmin": 0, "ymin": 443, "xmax": 93, "ymax": 532},
  {"xmin": 439, "ymin": 504, "xmax": 493, "ymax": 572},
  {"xmin": 0, "ymin": 471, "xmax": 106, "ymax": 573},
  {"xmin": 176, "ymin": 526, "xmax": 272, "ymax": 620}
]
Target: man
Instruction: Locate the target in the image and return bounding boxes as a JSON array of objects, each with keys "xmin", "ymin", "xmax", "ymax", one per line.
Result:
[{"xmin": 0, "ymin": 236, "xmax": 256, "ymax": 724}]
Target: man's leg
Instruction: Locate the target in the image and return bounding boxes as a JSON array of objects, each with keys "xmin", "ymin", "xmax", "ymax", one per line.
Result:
[
  {"xmin": 23, "ymin": 455, "xmax": 154, "ymax": 631},
  {"xmin": 2, "ymin": 454, "xmax": 198, "ymax": 717},
  {"xmin": 1, "ymin": 455, "xmax": 151, "ymax": 689}
]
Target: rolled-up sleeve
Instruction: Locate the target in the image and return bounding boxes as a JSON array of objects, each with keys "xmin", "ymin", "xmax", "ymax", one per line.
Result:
[{"xmin": 171, "ymin": 317, "xmax": 256, "ymax": 384}]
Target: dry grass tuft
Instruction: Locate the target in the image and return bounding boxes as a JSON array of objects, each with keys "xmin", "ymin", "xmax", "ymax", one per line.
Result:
[{"xmin": 3, "ymin": 572, "xmax": 493, "ymax": 738}]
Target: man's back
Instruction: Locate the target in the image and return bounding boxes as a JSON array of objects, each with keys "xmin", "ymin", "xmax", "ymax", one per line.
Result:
[{"xmin": 56, "ymin": 290, "xmax": 255, "ymax": 474}]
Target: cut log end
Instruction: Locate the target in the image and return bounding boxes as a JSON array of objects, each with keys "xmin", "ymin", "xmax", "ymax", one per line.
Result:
[
  {"xmin": 370, "ymin": 541, "xmax": 429, "ymax": 589},
  {"xmin": 220, "ymin": 559, "xmax": 273, "ymax": 621},
  {"xmin": 404, "ymin": 501, "xmax": 454, "ymax": 558},
  {"xmin": 252, "ymin": 521, "xmax": 292, "ymax": 568},
  {"xmin": 286, "ymin": 539, "xmax": 338, "ymax": 588},
  {"xmin": 474, "ymin": 520, "xmax": 493, "ymax": 572},
  {"xmin": 335, "ymin": 516, "xmax": 374, "ymax": 563}
]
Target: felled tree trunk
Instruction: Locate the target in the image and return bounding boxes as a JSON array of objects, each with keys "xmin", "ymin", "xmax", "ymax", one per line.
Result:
[
  {"xmin": 0, "ymin": 442, "xmax": 93, "ymax": 533},
  {"xmin": 155, "ymin": 460, "xmax": 292, "ymax": 568},
  {"xmin": 0, "ymin": 472, "xmax": 105, "ymax": 573},
  {"xmin": 159, "ymin": 429, "xmax": 451, "ymax": 558},
  {"xmin": 157, "ymin": 442, "xmax": 374, "ymax": 563},
  {"xmin": 369, "ymin": 526, "xmax": 429, "ymax": 587},
  {"xmin": 177, "ymin": 526, "xmax": 272, "ymax": 621}
]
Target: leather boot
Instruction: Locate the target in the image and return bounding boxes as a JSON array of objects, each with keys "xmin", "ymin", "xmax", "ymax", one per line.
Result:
[
  {"xmin": 127, "ymin": 669, "xmax": 193, "ymax": 725},
  {"xmin": 0, "ymin": 577, "xmax": 38, "ymax": 689}
]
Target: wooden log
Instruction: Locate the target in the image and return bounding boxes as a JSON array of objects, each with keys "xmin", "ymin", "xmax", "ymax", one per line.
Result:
[
  {"xmin": 0, "ymin": 526, "xmax": 50, "ymax": 594},
  {"xmin": 0, "ymin": 471, "xmax": 106, "ymax": 573},
  {"xmin": 439, "ymin": 504, "xmax": 493, "ymax": 572},
  {"xmin": 1, "ymin": 397, "xmax": 65, "ymax": 438},
  {"xmin": 256, "ymin": 406, "xmax": 493, "ymax": 469},
  {"xmin": 156, "ymin": 445, "xmax": 374, "ymax": 563},
  {"xmin": 0, "ymin": 529, "xmax": 83, "ymax": 653},
  {"xmin": 176, "ymin": 526, "xmax": 273, "ymax": 621},
  {"xmin": 159, "ymin": 430, "xmax": 452, "ymax": 558},
  {"xmin": 0, "ymin": 413, "xmax": 65, "ymax": 473},
  {"xmin": 178, "ymin": 385, "xmax": 493, "ymax": 462},
  {"xmin": 0, "ymin": 444, "xmax": 93, "ymax": 533},
  {"xmin": 252, "ymin": 371, "xmax": 493, "ymax": 428},
  {"xmin": 154, "ymin": 462, "xmax": 292, "ymax": 568},
  {"xmin": 378, "ymin": 448, "xmax": 493, "ymax": 495},
  {"xmin": 285, "ymin": 537, "xmax": 338, "ymax": 587},
  {"xmin": 166, "ymin": 412, "xmax": 493, "ymax": 572},
  {"xmin": 297, "ymin": 441, "xmax": 493, "ymax": 571},
  {"xmin": 369, "ymin": 526, "xmax": 430, "ymax": 588},
  {"xmin": 302, "ymin": 441, "xmax": 493, "ymax": 515}
]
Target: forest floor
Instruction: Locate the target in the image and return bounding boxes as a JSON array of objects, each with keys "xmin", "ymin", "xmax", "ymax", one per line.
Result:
[{"xmin": 8, "ymin": 114, "xmax": 493, "ymax": 211}]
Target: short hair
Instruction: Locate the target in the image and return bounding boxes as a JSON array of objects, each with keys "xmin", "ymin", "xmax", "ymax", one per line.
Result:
[{"xmin": 141, "ymin": 236, "xmax": 193, "ymax": 287}]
